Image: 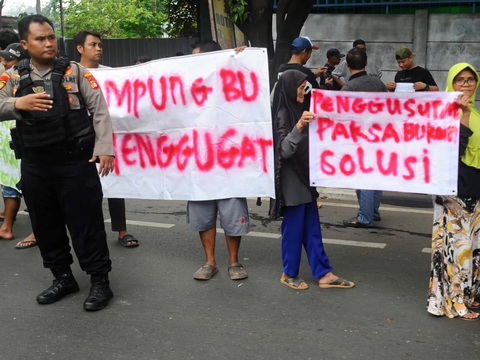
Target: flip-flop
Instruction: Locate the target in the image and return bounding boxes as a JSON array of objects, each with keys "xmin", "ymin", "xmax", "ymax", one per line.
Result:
[
  {"xmin": 458, "ymin": 311, "xmax": 480, "ymax": 321},
  {"xmin": 319, "ymin": 278, "xmax": 355, "ymax": 289},
  {"xmin": 15, "ymin": 239, "xmax": 37, "ymax": 249},
  {"xmin": 280, "ymin": 276, "xmax": 309, "ymax": 290},
  {"xmin": 358, "ymin": 213, "xmax": 381, "ymax": 222},
  {"xmin": 227, "ymin": 263, "xmax": 248, "ymax": 280},
  {"xmin": 194, "ymin": 264, "xmax": 219, "ymax": 280},
  {"xmin": 343, "ymin": 217, "xmax": 371, "ymax": 228},
  {"xmin": 118, "ymin": 234, "xmax": 139, "ymax": 248}
]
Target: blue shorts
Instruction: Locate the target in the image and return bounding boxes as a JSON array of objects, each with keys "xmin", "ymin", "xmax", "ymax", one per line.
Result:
[{"xmin": 2, "ymin": 185, "xmax": 22, "ymax": 198}]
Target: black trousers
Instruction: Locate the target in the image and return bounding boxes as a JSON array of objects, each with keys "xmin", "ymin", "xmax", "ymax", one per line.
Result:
[
  {"xmin": 20, "ymin": 159, "xmax": 111, "ymax": 275},
  {"xmin": 107, "ymin": 198, "xmax": 127, "ymax": 232}
]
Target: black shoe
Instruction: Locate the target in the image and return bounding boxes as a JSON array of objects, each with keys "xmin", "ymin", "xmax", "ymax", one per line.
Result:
[
  {"xmin": 36, "ymin": 273, "xmax": 80, "ymax": 305},
  {"xmin": 83, "ymin": 275, "xmax": 113, "ymax": 311}
]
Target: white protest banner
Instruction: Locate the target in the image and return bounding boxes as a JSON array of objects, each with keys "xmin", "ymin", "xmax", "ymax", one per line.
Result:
[
  {"xmin": 91, "ymin": 48, "xmax": 274, "ymax": 200},
  {"xmin": 309, "ymin": 90, "xmax": 461, "ymax": 195},
  {"xmin": 0, "ymin": 120, "xmax": 20, "ymax": 190}
]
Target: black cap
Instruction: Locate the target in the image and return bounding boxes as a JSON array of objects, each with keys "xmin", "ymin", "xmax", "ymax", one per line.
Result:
[
  {"xmin": 0, "ymin": 43, "xmax": 27, "ymax": 60},
  {"xmin": 326, "ymin": 48, "xmax": 345, "ymax": 58}
]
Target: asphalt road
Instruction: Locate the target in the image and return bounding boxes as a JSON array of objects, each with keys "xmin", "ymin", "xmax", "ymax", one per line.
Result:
[{"xmin": 1, "ymin": 193, "xmax": 479, "ymax": 360}]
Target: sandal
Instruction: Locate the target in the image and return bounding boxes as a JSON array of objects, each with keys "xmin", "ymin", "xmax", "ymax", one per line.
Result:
[
  {"xmin": 468, "ymin": 301, "xmax": 480, "ymax": 309},
  {"xmin": 358, "ymin": 213, "xmax": 381, "ymax": 222},
  {"xmin": 15, "ymin": 239, "xmax": 37, "ymax": 249},
  {"xmin": 343, "ymin": 217, "xmax": 371, "ymax": 228},
  {"xmin": 118, "ymin": 234, "xmax": 139, "ymax": 248},
  {"xmin": 319, "ymin": 277, "xmax": 355, "ymax": 289},
  {"xmin": 227, "ymin": 263, "xmax": 248, "ymax": 280},
  {"xmin": 194, "ymin": 264, "xmax": 219, "ymax": 280},
  {"xmin": 281, "ymin": 276, "xmax": 308, "ymax": 290},
  {"xmin": 458, "ymin": 311, "xmax": 480, "ymax": 321}
]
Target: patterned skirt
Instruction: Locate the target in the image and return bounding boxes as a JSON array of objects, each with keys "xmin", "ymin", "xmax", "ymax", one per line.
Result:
[{"xmin": 427, "ymin": 196, "xmax": 480, "ymax": 318}]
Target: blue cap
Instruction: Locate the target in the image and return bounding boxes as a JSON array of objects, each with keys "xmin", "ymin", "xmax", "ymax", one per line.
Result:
[{"xmin": 291, "ymin": 37, "xmax": 319, "ymax": 51}]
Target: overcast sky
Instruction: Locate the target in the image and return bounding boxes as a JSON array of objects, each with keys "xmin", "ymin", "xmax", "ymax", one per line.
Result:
[{"xmin": 4, "ymin": 0, "xmax": 38, "ymax": 15}]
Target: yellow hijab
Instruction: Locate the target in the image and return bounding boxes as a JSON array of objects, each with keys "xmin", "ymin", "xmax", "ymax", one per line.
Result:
[{"xmin": 446, "ymin": 63, "xmax": 480, "ymax": 168}]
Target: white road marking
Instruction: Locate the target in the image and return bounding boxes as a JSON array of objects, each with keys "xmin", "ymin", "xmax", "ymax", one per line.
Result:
[
  {"xmin": 322, "ymin": 238, "xmax": 386, "ymax": 249},
  {"xmin": 101, "ymin": 219, "xmax": 437, "ymax": 251},
  {"xmin": 318, "ymin": 202, "xmax": 433, "ymax": 215},
  {"xmin": 217, "ymin": 228, "xmax": 386, "ymax": 248},
  {"xmin": 104, "ymin": 219, "xmax": 175, "ymax": 228},
  {"xmin": 216, "ymin": 228, "xmax": 280, "ymax": 239}
]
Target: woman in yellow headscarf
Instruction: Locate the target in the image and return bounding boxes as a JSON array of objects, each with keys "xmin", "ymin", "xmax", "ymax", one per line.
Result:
[{"xmin": 428, "ymin": 63, "xmax": 480, "ymax": 320}]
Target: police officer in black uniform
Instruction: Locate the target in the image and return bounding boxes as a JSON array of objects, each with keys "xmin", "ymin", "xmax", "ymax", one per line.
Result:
[{"xmin": 0, "ymin": 15, "xmax": 115, "ymax": 311}]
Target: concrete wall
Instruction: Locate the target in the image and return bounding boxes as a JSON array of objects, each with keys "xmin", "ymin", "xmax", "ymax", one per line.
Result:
[{"xmin": 274, "ymin": 12, "xmax": 480, "ymax": 106}]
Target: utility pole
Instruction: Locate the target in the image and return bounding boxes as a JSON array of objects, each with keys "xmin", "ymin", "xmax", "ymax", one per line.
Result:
[
  {"xmin": 36, "ymin": 0, "xmax": 41, "ymax": 14},
  {"xmin": 59, "ymin": 0, "xmax": 66, "ymax": 55}
]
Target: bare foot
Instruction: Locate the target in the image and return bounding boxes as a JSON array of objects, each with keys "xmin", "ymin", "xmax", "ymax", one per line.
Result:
[
  {"xmin": 281, "ymin": 273, "xmax": 308, "ymax": 289},
  {"xmin": 15, "ymin": 232, "xmax": 35, "ymax": 247},
  {"xmin": 318, "ymin": 271, "xmax": 339, "ymax": 285},
  {"xmin": 461, "ymin": 311, "xmax": 480, "ymax": 320},
  {"xmin": 0, "ymin": 226, "xmax": 14, "ymax": 240}
]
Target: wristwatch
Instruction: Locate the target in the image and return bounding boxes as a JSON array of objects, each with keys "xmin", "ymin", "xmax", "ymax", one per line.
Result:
[{"xmin": 424, "ymin": 84, "xmax": 430, "ymax": 91}]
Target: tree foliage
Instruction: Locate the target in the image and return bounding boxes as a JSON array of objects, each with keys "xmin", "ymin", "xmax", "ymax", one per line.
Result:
[
  {"xmin": 163, "ymin": 0, "xmax": 198, "ymax": 38},
  {"xmin": 40, "ymin": 0, "xmax": 167, "ymax": 38},
  {"xmin": 229, "ymin": 0, "xmax": 249, "ymax": 24}
]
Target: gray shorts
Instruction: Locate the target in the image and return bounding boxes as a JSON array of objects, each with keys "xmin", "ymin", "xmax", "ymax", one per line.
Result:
[{"xmin": 187, "ymin": 198, "xmax": 250, "ymax": 236}]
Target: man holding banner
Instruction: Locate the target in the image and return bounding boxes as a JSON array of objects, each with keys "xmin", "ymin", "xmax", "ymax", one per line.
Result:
[
  {"xmin": 189, "ymin": 39, "xmax": 249, "ymax": 281},
  {"xmin": 75, "ymin": 29, "xmax": 139, "ymax": 248},
  {"xmin": 339, "ymin": 48, "xmax": 388, "ymax": 228},
  {"xmin": 85, "ymin": 41, "xmax": 274, "ymax": 278}
]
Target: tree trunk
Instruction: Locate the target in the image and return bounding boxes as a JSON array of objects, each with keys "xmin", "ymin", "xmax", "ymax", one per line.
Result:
[
  {"xmin": 272, "ymin": 0, "xmax": 314, "ymax": 81},
  {"xmin": 36, "ymin": 0, "xmax": 42, "ymax": 14},
  {"xmin": 232, "ymin": 0, "xmax": 314, "ymax": 88},
  {"xmin": 235, "ymin": 0, "xmax": 274, "ymax": 59}
]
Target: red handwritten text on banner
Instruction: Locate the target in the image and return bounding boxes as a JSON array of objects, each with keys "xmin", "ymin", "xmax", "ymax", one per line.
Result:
[
  {"xmin": 91, "ymin": 49, "xmax": 274, "ymax": 200},
  {"xmin": 309, "ymin": 90, "xmax": 461, "ymax": 195}
]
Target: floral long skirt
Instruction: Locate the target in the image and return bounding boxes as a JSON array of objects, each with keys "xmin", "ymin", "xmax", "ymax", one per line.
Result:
[{"xmin": 427, "ymin": 196, "xmax": 480, "ymax": 318}]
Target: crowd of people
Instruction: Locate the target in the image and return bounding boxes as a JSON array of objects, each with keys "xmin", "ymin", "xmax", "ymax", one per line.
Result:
[
  {"xmin": 0, "ymin": 15, "xmax": 478, "ymax": 320},
  {"xmin": 273, "ymin": 36, "xmax": 479, "ymax": 320}
]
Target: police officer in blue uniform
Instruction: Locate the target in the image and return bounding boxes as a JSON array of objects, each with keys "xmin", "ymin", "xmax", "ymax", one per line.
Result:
[{"xmin": 0, "ymin": 15, "xmax": 115, "ymax": 311}]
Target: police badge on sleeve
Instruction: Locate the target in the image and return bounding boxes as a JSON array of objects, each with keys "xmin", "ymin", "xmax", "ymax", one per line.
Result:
[
  {"xmin": 83, "ymin": 72, "xmax": 99, "ymax": 90},
  {"xmin": 0, "ymin": 73, "xmax": 11, "ymax": 90}
]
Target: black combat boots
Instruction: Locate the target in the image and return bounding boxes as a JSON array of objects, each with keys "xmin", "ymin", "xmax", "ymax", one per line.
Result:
[
  {"xmin": 83, "ymin": 275, "xmax": 113, "ymax": 311},
  {"xmin": 36, "ymin": 270, "xmax": 80, "ymax": 304}
]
